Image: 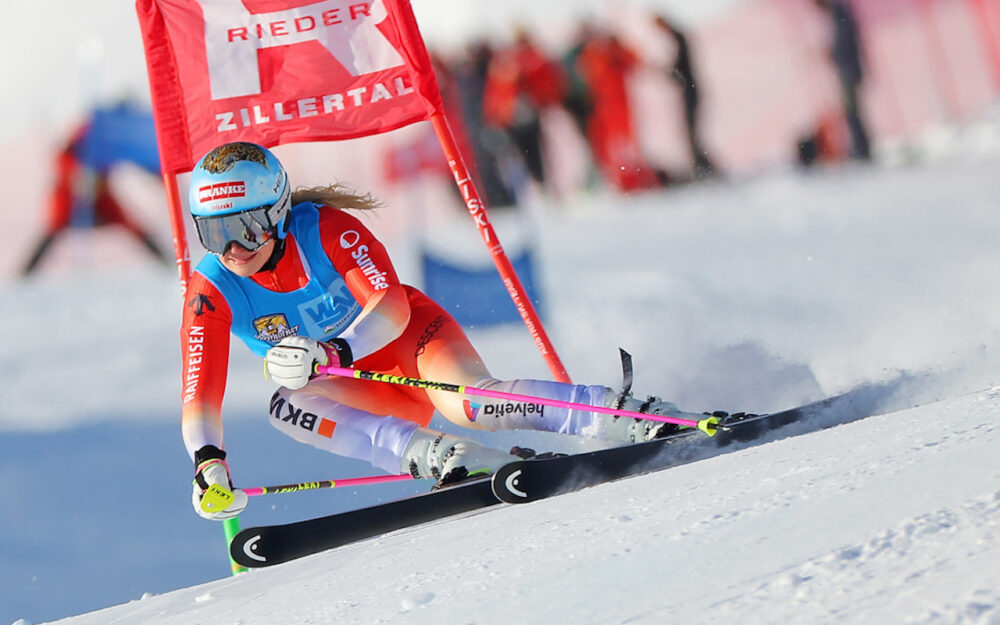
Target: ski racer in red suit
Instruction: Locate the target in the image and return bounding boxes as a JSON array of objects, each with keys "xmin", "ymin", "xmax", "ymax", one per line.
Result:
[
  {"xmin": 576, "ymin": 32, "xmax": 662, "ymax": 191},
  {"xmin": 183, "ymin": 142, "xmax": 686, "ymax": 520}
]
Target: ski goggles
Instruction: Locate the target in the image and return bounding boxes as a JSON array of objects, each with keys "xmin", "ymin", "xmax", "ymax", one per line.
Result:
[{"xmin": 193, "ymin": 205, "xmax": 279, "ymax": 255}]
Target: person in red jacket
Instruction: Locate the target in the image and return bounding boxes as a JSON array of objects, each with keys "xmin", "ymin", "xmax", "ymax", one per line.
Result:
[
  {"xmin": 182, "ymin": 142, "xmax": 689, "ymax": 520},
  {"xmin": 482, "ymin": 28, "xmax": 567, "ymax": 193},
  {"xmin": 575, "ymin": 30, "xmax": 665, "ymax": 192},
  {"xmin": 22, "ymin": 122, "xmax": 168, "ymax": 275}
]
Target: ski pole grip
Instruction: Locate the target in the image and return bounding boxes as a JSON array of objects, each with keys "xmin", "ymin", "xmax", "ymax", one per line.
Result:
[{"xmin": 201, "ymin": 483, "xmax": 235, "ymax": 513}]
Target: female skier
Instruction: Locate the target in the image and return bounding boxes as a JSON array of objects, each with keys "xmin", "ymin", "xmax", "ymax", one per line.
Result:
[{"xmin": 184, "ymin": 142, "xmax": 684, "ymax": 520}]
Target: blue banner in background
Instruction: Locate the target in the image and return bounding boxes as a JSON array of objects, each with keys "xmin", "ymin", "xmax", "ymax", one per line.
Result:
[
  {"xmin": 76, "ymin": 104, "xmax": 160, "ymax": 174},
  {"xmin": 421, "ymin": 247, "xmax": 544, "ymax": 328}
]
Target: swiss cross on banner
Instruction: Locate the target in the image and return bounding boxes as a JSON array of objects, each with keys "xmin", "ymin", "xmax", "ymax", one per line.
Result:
[{"xmin": 136, "ymin": 0, "xmax": 445, "ymax": 174}]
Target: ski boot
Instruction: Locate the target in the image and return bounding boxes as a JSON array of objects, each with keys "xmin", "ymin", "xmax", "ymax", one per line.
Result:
[
  {"xmin": 402, "ymin": 428, "xmax": 519, "ymax": 488},
  {"xmin": 600, "ymin": 392, "xmax": 688, "ymax": 443}
]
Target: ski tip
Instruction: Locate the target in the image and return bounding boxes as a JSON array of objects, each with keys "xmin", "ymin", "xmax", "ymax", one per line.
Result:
[{"xmin": 697, "ymin": 416, "xmax": 720, "ymax": 437}]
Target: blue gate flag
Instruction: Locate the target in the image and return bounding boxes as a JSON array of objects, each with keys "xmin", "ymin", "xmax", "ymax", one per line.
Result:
[
  {"xmin": 421, "ymin": 247, "xmax": 544, "ymax": 328},
  {"xmin": 77, "ymin": 103, "xmax": 161, "ymax": 174}
]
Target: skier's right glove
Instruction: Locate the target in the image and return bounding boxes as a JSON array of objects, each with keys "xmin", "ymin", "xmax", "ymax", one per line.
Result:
[
  {"xmin": 191, "ymin": 445, "xmax": 248, "ymax": 521},
  {"xmin": 265, "ymin": 336, "xmax": 353, "ymax": 390}
]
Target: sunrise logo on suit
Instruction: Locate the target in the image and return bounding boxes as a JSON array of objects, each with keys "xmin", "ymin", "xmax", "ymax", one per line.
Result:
[{"xmin": 253, "ymin": 313, "xmax": 299, "ymax": 344}]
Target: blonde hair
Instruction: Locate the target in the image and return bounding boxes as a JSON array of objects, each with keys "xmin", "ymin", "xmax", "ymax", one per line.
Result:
[{"xmin": 291, "ymin": 184, "xmax": 382, "ymax": 211}]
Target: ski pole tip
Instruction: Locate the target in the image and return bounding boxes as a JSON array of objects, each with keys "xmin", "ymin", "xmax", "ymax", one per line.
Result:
[{"xmin": 697, "ymin": 416, "xmax": 720, "ymax": 436}]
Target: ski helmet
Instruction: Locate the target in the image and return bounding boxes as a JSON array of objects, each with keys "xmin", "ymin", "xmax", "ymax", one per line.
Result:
[{"xmin": 188, "ymin": 142, "xmax": 291, "ymax": 255}]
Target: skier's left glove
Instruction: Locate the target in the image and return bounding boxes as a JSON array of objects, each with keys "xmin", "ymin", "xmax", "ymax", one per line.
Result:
[
  {"xmin": 191, "ymin": 445, "xmax": 248, "ymax": 521},
  {"xmin": 265, "ymin": 336, "xmax": 353, "ymax": 390}
]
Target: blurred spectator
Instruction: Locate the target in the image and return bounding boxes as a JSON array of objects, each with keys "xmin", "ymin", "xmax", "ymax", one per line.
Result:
[
  {"xmin": 814, "ymin": 0, "xmax": 872, "ymax": 161},
  {"xmin": 559, "ymin": 20, "xmax": 602, "ymax": 189},
  {"xmin": 560, "ymin": 21, "xmax": 597, "ymax": 144},
  {"xmin": 22, "ymin": 106, "xmax": 169, "ymax": 276},
  {"xmin": 575, "ymin": 29, "xmax": 665, "ymax": 192},
  {"xmin": 448, "ymin": 41, "xmax": 516, "ymax": 208},
  {"xmin": 654, "ymin": 14, "xmax": 719, "ymax": 179},
  {"xmin": 482, "ymin": 28, "xmax": 567, "ymax": 195}
]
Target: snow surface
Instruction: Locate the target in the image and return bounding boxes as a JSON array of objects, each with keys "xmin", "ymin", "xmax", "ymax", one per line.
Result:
[
  {"xmin": 3, "ymin": 120, "xmax": 1000, "ymax": 624},
  {"xmin": 40, "ymin": 388, "xmax": 1000, "ymax": 625}
]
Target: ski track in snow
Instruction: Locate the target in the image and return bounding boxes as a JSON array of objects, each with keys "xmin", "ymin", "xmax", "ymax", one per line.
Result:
[
  {"xmin": 717, "ymin": 492, "xmax": 1000, "ymax": 625},
  {"xmin": 704, "ymin": 395, "xmax": 1000, "ymax": 624}
]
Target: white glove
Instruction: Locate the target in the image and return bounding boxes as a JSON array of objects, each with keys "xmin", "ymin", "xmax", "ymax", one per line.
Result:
[
  {"xmin": 265, "ymin": 336, "xmax": 330, "ymax": 390},
  {"xmin": 192, "ymin": 446, "xmax": 248, "ymax": 521}
]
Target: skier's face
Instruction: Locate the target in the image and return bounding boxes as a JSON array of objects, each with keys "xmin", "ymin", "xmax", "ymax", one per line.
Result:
[{"xmin": 221, "ymin": 238, "xmax": 276, "ymax": 277}]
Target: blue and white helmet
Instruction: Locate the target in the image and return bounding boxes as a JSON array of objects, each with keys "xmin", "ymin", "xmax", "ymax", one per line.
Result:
[{"xmin": 188, "ymin": 142, "xmax": 291, "ymax": 255}]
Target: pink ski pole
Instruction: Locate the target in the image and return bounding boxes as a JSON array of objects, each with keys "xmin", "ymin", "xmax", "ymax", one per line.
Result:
[
  {"xmin": 201, "ymin": 474, "xmax": 416, "ymax": 514},
  {"xmin": 242, "ymin": 473, "xmax": 415, "ymax": 497},
  {"xmin": 315, "ymin": 364, "xmax": 720, "ymax": 436}
]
